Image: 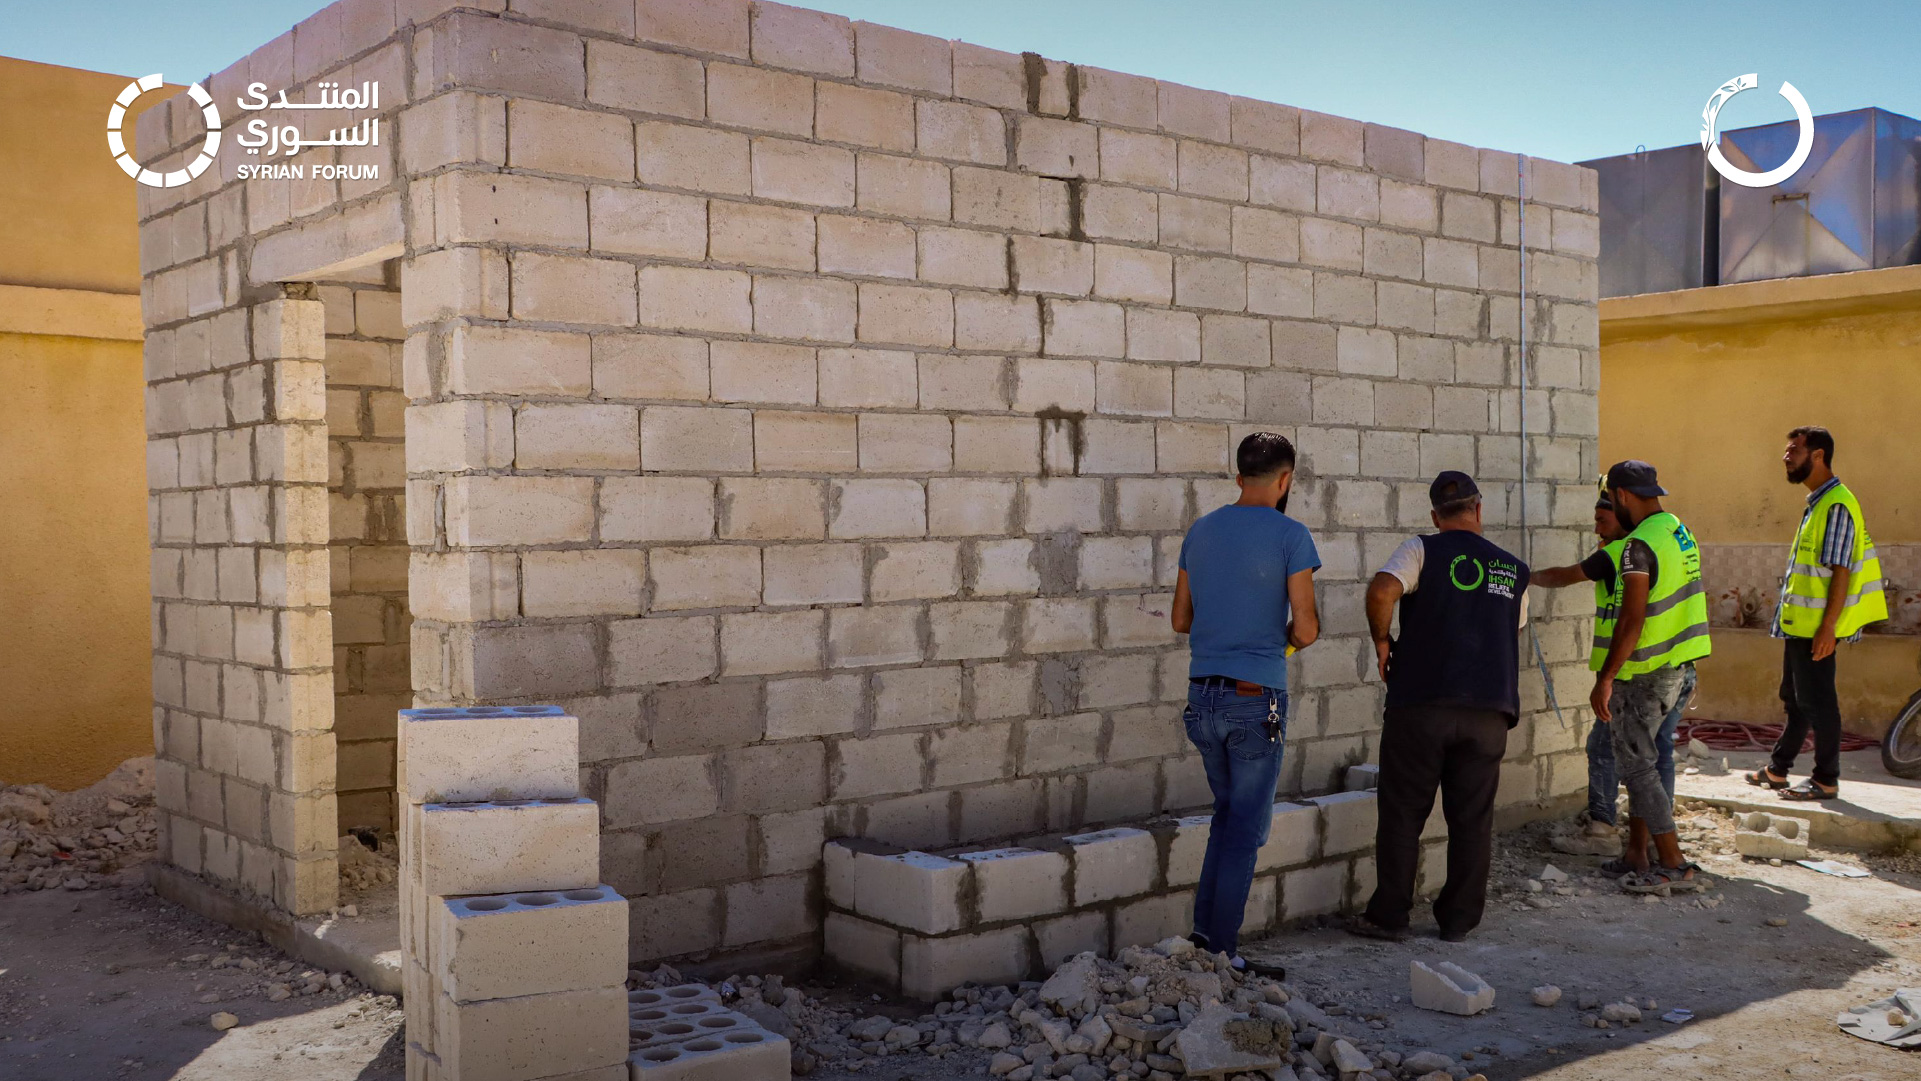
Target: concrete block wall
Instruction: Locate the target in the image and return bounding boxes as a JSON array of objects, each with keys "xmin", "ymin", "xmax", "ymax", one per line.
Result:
[
  {"xmin": 136, "ymin": 0, "xmax": 1601, "ymax": 944},
  {"xmin": 143, "ymin": 290, "xmax": 341, "ymax": 915},
  {"xmin": 821, "ymin": 789, "xmax": 1449, "ymax": 999},
  {"xmin": 321, "ymin": 277, "xmax": 412, "ymax": 832}
]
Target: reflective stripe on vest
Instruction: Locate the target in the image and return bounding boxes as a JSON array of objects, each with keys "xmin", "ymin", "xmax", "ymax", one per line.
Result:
[
  {"xmin": 1611, "ymin": 511, "xmax": 1712, "ymax": 678},
  {"xmin": 1588, "ymin": 538, "xmax": 1627, "ymax": 671},
  {"xmin": 1778, "ymin": 482, "xmax": 1888, "ymax": 638}
]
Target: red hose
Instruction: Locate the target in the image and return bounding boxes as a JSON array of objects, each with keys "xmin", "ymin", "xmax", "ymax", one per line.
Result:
[{"xmin": 1676, "ymin": 718, "xmax": 1879, "ymax": 753}]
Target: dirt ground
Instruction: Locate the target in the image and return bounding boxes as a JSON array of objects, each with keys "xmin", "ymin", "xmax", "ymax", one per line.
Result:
[
  {"xmin": 4, "ymin": 805, "xmax": 1919, "ymax": 1081},
  {"xmin": 1237, "ymin": 813, "xmax": 1921, "ymax": 1081},
  {"xmin": 0, "ymin": 885, "xmax": 404, "ymax": 1081}
]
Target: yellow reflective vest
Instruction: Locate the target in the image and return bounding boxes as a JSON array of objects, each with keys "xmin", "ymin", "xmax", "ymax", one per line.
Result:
[
  {"xmin": 1588, "ymin": 538, "xmax": 1627, "ymax": 672},
  {"xmin": 1778, "ymin": 481, "xmax": 1888, "ymax": 638},
  {"xmin": 1610, "ymin": 511, "xmax": 1712, "ymax": 678}
]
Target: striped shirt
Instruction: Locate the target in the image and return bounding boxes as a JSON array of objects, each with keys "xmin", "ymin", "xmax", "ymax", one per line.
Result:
[{"xmin": 1770, "ymin": 477, "xmax": 1861, "ymax": 641}]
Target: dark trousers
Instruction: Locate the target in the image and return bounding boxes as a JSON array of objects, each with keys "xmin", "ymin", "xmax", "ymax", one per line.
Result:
[
  {"xmin": 1770, "ymin": 637, "xmax": 1842, "ymax": 787},
  {"xmin": 1365, "ymin": 705, "xmax": 1508, "ymax": 936}
]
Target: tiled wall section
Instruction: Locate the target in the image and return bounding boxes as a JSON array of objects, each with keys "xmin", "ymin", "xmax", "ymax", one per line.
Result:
[
  {"xmin": 136, "ymin": 0, "xmax": 1603, "ymax": 946},
  {"xmin": 1703, "ymin": 543, "xmax": 1921, "ymax": 632}
]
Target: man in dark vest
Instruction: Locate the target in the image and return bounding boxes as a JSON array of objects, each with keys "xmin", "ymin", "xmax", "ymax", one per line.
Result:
[{"xmin": 1349, "ymin": 472, "xmax": 1530, "ymax": 942}]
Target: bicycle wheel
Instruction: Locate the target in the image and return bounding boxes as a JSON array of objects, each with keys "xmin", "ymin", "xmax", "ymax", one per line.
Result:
[{"xmin": 1883, "ymin": 690, "xmax": 1921, "ymax": 779}]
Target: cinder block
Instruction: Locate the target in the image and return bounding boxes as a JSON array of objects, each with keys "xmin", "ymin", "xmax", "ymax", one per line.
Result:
[
  {"xmin": 1164, "ymin": 814, "xmax": 1212, "ymax": 887},
  {"xmin": 1035, "ymin": 910, "xmax": 1109, "ymax": 970},
  {"xmin": 1409, "ymin": 960, "xmax": 1495, "ymax": 1016},
  {"xmin": 412, "ymin": 799, "xmax": 599, "ymax": 896},
  {"xmin": 434, "ymin": 985, "xmax": 627, "ymax": 1081},
  {"xmin": 853, "ymin": 850, "xmax": 966, "ymax": 934},
  {"xmin": 1281, "ymin": 861, "xmax": 1348, "ymax": 922},
  {"xmin": 628, "ymin": 1002, "xmax": 752, "ymax": 1047},
  {"xmin": 958, "ymin": 847, "xmax": 1068, "ymax": 923},
  {"xmin": 1735, "ymin": 812, "xmax": 1811, "ymax": 860},
  {"xmin": 430, "ymin": 885, "xmax": 627, "ymax": 1003},
  {"xmin": 1344, "ymin": 764, "xmax": 1380, "ymax": 792},
  {"xmin": 628, "ymin": 1025, "xmax": 790, "ymax": 1079},
  {"xmin": 1065, "ymin": 827, "xmax": 1157, "ymax": 905},
  {"xmin": 1309, "ymin": 790, "xmax": 1377, "ymax": 857},
  {"xmin": 900, "ymin": 925, "xmax": 1030, "ymax": 1002},
  {"xmin": 1254, "ymin": 802, "xmax": 1321, "ymax": 871},
  {"xmin": 398, "ymin": 706, "xmax": 578, "ymax": 804},
  {"xmin": 1112, "ymin": 891, "xmax": 1191, "ymax": 950},
  {"xmin": 824, "ymin": 911, "xmax": 901, "ymax": 987},
  {"xmin": 630, "ymin": 985, "xmax": 723, "ymax": 1011}
]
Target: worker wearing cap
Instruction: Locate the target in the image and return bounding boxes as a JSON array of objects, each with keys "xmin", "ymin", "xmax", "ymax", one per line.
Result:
[
  {"xmin": 1533, "ymin": 484, "xmax": 1696, "ymax": 865},
  {"xmin": 1588, "ymin": 460, "xmax": 1712, "ymax": 894},
  {"xmin": 1747, "ymin": 426, "xmax": 1888, "ymax": 801},
  {"xmin": 1349, "ymin": 472, "xmax": 1529, "ymax": 942}
]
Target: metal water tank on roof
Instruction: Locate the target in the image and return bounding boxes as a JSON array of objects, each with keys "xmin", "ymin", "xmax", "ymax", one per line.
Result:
[
  {"xmin": 1718, "ymin": 107, "xmax": 1921, "ymax": 284},
  {"xmin": 1586, "ymin": 144, "xmax": 1712, "ymax": 298},
  {"xmin": 1582, "ymin": 107, "xmax": 1921, "ymax": 296}
]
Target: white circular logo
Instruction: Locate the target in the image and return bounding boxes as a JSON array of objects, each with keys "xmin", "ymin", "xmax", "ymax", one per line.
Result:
[
  {"xmin": 1700, "ymin": 73, "xmax": 1813, "ymax": 189},
  {"xmin": 108, "ymin": 74, "xmax": 222, "ymax": 188}
]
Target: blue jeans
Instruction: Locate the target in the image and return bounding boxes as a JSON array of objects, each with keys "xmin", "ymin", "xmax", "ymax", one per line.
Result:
[
  {"xmin": 1183, "ymin": 681, "xmax": 1287, "ymax": 956},
  {"xmin": 1586, "ymin": 663, "xmax": 1695, "ymax": 825}
]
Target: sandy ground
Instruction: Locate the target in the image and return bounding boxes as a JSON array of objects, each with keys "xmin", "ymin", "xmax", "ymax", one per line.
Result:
[{"xmin": 4, "ymin": 804, "xmax": 1918, "ymax": 1081}]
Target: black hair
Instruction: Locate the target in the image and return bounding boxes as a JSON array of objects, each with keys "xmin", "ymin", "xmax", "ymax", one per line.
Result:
[
  {"xmin": 1236, "ymin": 432, "xmax": 1296, "ymax": 478},
  {"xmin": 1789, "ymin": 425, "xmax": 1835, "ymax": 466},
  {"xmin": 1434, "ymin": 494, "xmax": 1481, "ymax": 520}
]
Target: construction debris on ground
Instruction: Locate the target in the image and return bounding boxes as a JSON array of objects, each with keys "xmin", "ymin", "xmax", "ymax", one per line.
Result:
[
  {"xmin": 0, "ymin": 757, "xmax": 157, "ymax": 894},
  {"xmin": 633, "ymin": 933, "xmax": 1506, "ymax": 1081}
]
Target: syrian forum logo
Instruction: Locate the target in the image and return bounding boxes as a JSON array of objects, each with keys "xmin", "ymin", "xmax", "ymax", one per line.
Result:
[
  {"xmin": 1700, "ymin": 73, "xmax": 1814, "ymax": 188},
  {"xmin": 107, "ymin": 75, "xmax": 381, "ymax": 187},
  {"xmin": 108, "ymin": 74, "xmax": 221, "ymax": 188}
]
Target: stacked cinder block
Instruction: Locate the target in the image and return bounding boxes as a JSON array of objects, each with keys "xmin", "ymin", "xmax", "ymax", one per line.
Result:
[
  {"xmin": 399, "ymin": 705, "xmax": 628, "ymax": 1081},
  {"xmin": 822, "ymin": 789, "xmax": 1442, "ymax": 999}
]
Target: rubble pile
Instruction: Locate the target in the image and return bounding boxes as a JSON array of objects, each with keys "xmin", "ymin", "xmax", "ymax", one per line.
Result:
[
  {"xmin": 336, "ymin": 831, "xmax": 397, "ymax": 893},
  {"xmin": 174, "ymin": 943, "xmax": 375, "ymax": 1004},
  {"xmin": 0, "ymin": 757, "xmax": 157, "ymax": 894},
  {"xmin": 637, "ymin": 936, "xmax": 1498, "ymax": 1081}
]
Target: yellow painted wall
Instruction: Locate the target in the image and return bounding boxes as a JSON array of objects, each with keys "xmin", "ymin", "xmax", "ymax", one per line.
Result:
[
  {"xmin": 0, "ymin": 332, "xmax": 154, "ymax": 787},
  {"xmin": 0, "ymin": 57, "xmax": 164, "ymax": 788},
  {"xmin": 1601, "ymin": 304, "xmax": 1921, "ymax": 544},
  {"xmin": 0, "ymin": 57, "xmax": 157, "ymax": 292},
  {"xmin": 1601, "ymin": 269, "xmax": 1921, "ymax": 736}
]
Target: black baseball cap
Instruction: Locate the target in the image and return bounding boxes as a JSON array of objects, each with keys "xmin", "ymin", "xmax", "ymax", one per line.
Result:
[
  {"xmin": 1428, "ymin": 470, "xmax": 1480, "ymax": 507},
  {"xmin": 1605, "ymin": 459, "xmax": 1668, "ymax": 498},
  {"xmin": 1594, "ymin": 473, "xmax": 1612, "ymax": 509}
]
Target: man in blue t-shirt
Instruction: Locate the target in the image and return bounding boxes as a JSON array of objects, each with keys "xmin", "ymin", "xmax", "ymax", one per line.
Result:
[{"xmin": 1170, "ymin": 432, "xmax": 1321, "ymax": 975}]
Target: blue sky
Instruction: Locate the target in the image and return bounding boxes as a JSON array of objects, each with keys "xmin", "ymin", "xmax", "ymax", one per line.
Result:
[{"xmin": 7, "ymin": 0, "xmax": 1918, "ymax": 164}]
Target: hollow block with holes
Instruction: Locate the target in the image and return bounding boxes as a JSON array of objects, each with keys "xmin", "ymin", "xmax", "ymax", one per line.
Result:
[
  {"xmin": 396, "ymin": 704, "xmax": 628, "ymax": 1081},
  {"xmin": 430, "ymin": 885, "xmax": 630, "ymax": 1003}
]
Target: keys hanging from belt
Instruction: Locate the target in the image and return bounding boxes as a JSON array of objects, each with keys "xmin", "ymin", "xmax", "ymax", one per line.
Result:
[{"xmin": 1264, "ymin": 694, "xmax": 1280, "ymax": 743}]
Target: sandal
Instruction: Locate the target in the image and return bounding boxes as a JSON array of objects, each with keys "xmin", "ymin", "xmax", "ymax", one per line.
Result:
[
  {"xmin": 1621, "ymin": 862, "xmax": 1709, "ymax": 895},
  {"xmin": 1779, "ymin": 780, "xmax": 1838, "ymax": 801},
  {"xmin": 1600, "ymin": 845, "xmax": 1662, "ymax": 876},
  {"xmin": 1745, "ymin": 768, "xmax": 1789, "ymax": 790},
  {"xmin": 1345, "ymin": 915, "xmax": 1407, "ymax": 943}
]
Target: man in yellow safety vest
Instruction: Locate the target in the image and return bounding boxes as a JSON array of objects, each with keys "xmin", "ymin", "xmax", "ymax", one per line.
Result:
[
  {"xmin": 1589, "ymin": 460, "xmax": 1713, "ymax": 894},
  {"xmin": 1746, "ymin": 426, "xmax": 1888, "ymax": 801}
]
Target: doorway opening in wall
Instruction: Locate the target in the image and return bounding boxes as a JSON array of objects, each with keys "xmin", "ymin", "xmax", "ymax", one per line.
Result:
[{"xmin": 315, "ymin": 261, "xmax": 408, "ymax": 839}]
